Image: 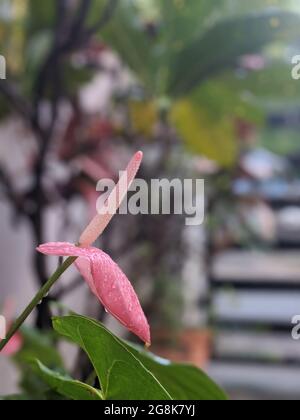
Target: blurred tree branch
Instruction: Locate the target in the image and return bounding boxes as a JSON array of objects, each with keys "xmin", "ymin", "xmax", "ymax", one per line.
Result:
[
  {"xmin": 81, "ymin": 0, "xmax": 119, "ymax": 42},
  {"xmin": 0, "ymin": 168, "xmax": 24, "ymax": 216},
  {"xmin": 0, "ymin": 81, "xmax": 33, "ymax": 125},
  {"xmin": 0, "ymin": 0, "xmax": 119, "ymax": 329}
]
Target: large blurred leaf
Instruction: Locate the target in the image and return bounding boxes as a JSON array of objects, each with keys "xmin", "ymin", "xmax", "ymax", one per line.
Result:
[
  {"xmin": 102, "ymin": 0, "xmax": 161, "ymax": 94},
  {"xmin": 129, "ymin": 99, "xmax": 157, "ymax": 136},
  {"xmin": 11, "ymin": 326, "xmax": 63, "ymax": 399},
  {"xmin": 171, "ymin": 99, "xmax": 237, "ymax": 167},
  {"xmin": 102, "ymin": 2, "xmax": 300, "ymax": 98},
  {"xmin": 15, "ymin": 326, "xmax": 63, "ymax": 367},
  {"xmin": 0, "ymin": 0, "xmax": 27, "ymax": 75},
  {"xmin": 26, "ymin": 0, "xmax": 55, "ymax": 35},
  {"xmin": 168, "ymin": 72, "xmax": 266, "ymax": 166},
  {"xmin": 220, "ymin": 63, "xmax": 300, "ymax": 106},
  {"xmin": 154, "ymin": 0, "xmax": 279, "ymax": 50},
  {"xmin": 167, "ymin": 9, "xmax": 300, "ymax": 96},
  {"xmin": 190, "ymin": 77, "xmax": 264, "ymax": 123},
  {"xmin": 53, "ymin": 315, "xmax": 226, "ymax": 400}
]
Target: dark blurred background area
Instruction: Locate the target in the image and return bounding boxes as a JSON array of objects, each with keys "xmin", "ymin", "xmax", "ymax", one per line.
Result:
[{"xmin": 1, "ymin": 0, "xmax": 300, "ymax": 399}]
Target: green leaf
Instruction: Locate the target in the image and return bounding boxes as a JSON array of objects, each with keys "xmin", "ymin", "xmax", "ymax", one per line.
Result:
[
  {"xmin": 170, "ymin": 71, "xmax": 267, "ymax": 166},
  {"xmin": 53, "ymin": 315, "xmax": 172, "ymax": 400},
  {"xmin": 53, "ymin": 315, "xmax": 226, "ymax": 400},
  {"xmin": 33, "ymin": 360, "xmax": 103, "ymax": 401},
  {"xmin": 15, "ymin": 326, "xmax": 63, "ymax": 368},
  {"xmin": 101, "ymin": 0, "xmax": 161, "ymax": 94},
  {"xmin": 153, "ymin": 0, "xmax": 296, "ymax": 49},
  {"xmin": 26, "ymin": 0, "xmax": 56, "ymax": 35},
  {"xmin": 171, "ymin": 99, "xmax": 237, "ymax": 167},
  {"xmin": 105, "ymin": 360, "xmax": 168, "ymax": 400},
  {"xmin": 12, "ymin": 326, "xmax": 64, "ymax": 398},
  {"xmin": 219, "ymin": 64, "xmax": 300, "ymax": 105},
  {"xmin": 168, "ymin": 10, "xmax": 300, "ymax": 96},
  {"xmin": 124, "ymin": 345, "xmax": 227, "ymax": 400}
]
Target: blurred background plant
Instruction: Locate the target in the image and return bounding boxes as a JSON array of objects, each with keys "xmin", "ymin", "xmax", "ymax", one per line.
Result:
[{"xmin": 1, "ymin": 0, "xmax": 300, "ymax": 399}]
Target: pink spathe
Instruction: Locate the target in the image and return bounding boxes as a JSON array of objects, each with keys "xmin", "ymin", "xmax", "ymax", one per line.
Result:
[
  {"xmin": 37, "ymin": 242, "xmax": 150, "ymax": 345},
  {"xmin": 79, "ymin": 151, "xmax": 143, "ymax": 246}
]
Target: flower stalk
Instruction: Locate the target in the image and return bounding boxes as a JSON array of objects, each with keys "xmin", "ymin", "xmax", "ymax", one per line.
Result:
[{"xmin": 0, "ymin": 256, "xmax": 76, "ymax": 352}]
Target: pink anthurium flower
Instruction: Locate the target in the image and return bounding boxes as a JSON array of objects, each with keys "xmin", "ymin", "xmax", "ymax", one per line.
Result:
[
  {"xmin": 37, "ymin": 243, "xmax": 150, "ymax": 345},
  {"xmin": 37, "ymin": 152, "xmax": 151, "ymax": 346}
]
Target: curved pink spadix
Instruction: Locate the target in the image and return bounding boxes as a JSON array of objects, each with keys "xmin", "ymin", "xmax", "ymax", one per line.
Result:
[
  {"xmin": 37, "ymin": 242, "xmax": 151, "ymax": 346},
  {"xmin": 79, "ymin": 151, "xmax": 143, "ymax": 246}
]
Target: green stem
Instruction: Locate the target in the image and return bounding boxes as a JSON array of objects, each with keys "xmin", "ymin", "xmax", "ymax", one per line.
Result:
[{"xmin": 0, "ymin": 256, "xmax": 77, "ymax": 353}]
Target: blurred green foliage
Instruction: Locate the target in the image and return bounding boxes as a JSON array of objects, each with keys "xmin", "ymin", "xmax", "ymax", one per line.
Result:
[
  {"xmin": 1, "ymin": 0, "xmax": 300, "ymax": 166},
  {"xmin": 100, "ymin": 0, "xmax": 300, "ymax": 166}
]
